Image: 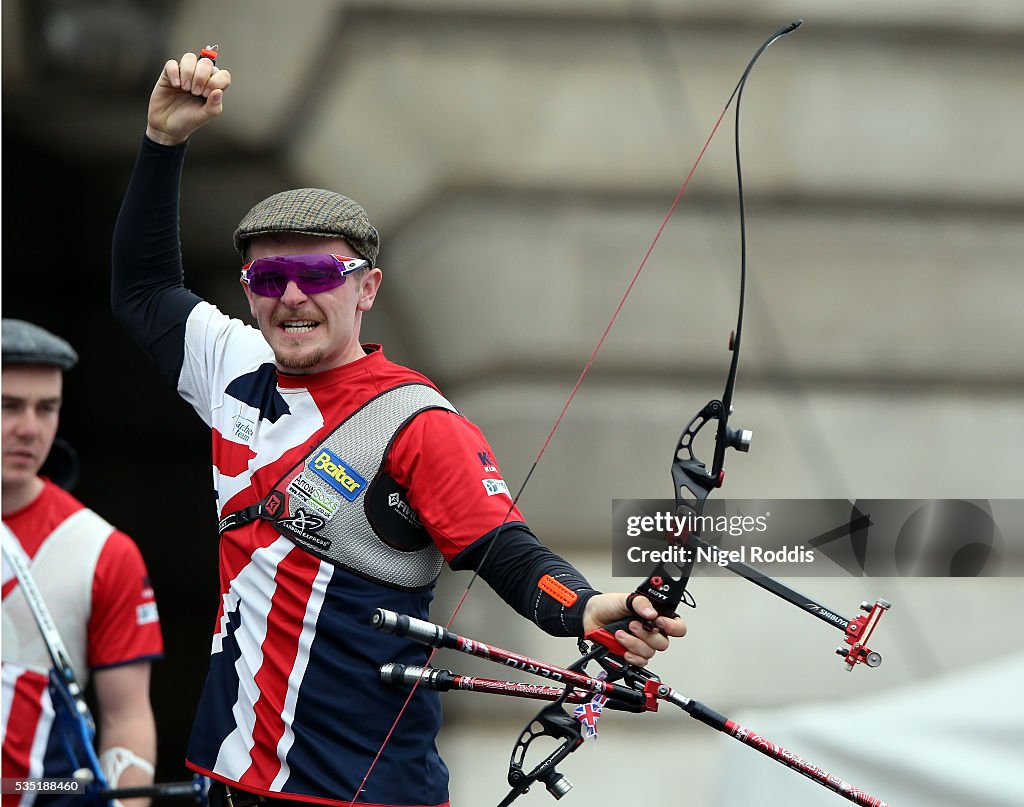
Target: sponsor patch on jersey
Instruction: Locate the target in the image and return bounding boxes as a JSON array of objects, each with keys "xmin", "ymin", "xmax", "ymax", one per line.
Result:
[
  {"xmin": 388, "ymin": 491, "xmax": 423, "ymax": 528},
  {"xmin": 263, "ymin": 490, "xmax": 285, "ymax": 518},
  {"xmin": 136, "ymin": 602, "xmax": 160, "ymax": 625},
  {"xmin": 288, "ymin": 475, "xmax": 341, "ymax": 519},
  {"xmin": 309, "ymin": 449, "xmax": 367, "ymax": 501},
  {"xmin": 482, "ymin": 478, "xmax": 511, "ymax": 497},
  {"xmin": 278, "ymin": 508, "xmax": 333, "ymax": 551},
  {"xmin": 233, "ymin": 414, "xmax": 255, "ymax": 443},
  {"xmin": 293, "ymin": 532, "xmax": 333, "ymax": 552},
  {"xmin": 477, "ymin": 451, "xmax": 498, "ymax": 472},
  {"xmin": 278, "ymin": 508, "xmax": 326, "ymax": 535}
]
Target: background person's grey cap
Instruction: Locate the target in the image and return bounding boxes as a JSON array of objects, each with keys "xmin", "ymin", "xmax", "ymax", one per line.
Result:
[
  {"xmin": 2, "ymin": 319, "xmax": 78, "ymax": 371},
  {"xmin": 233, "ymin": 188, "xmax": 381, "ymax": 266}
]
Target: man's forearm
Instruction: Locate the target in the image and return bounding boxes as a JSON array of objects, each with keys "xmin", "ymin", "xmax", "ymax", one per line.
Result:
[
  {"xmin": 94, "ymin": 664, "xmax": 158, "ymax": 806},
  {"xmin": 452, "ymin": 525, "xmax": 599, "ymax": 636},
  {"xmin": 99, "ymin": 709, "xmax": 156, "ymax": 807},
  {"xmin": 111, "ymin": 136, "xmax": 202, "ymax": 384}
]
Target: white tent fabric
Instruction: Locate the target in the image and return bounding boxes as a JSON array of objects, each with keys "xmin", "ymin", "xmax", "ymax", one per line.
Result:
[{"xmin": 717, "ymin": 652, "xmax": 1024, "ymax": 807}]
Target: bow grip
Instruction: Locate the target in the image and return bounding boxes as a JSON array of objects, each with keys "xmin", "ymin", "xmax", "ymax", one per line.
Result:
[
  {"xmin": 585, "ymin": 616, "xmax": 635, "ymax": 657},
  {"xmin": 585, "ymin": 568, "xmax": 685, "ymax": 653},
  {"xmin": 629, "ymin": 566, "xmax": 685, "ymax": 623},
  {"xmin": 585, "ymin": 583, "xmax": 680, "ymax": 658}
]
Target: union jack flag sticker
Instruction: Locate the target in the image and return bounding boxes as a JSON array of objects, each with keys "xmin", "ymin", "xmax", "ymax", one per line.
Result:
[{"xmin": 574, "ymin": 694, "xmax": 608, "ymax": 740}]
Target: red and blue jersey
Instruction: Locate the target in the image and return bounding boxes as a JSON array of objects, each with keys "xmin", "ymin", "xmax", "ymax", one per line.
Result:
[
  {"xmin": 178, "ymin": 303, "xmax": 523, "ymax": 807},
  {"xmin": 2, "ymin": 482, "xmax": 163, "ymax": 807}
]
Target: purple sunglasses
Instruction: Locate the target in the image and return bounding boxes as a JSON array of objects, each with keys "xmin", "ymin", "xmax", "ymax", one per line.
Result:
[{"xmin": 240, "ymin": 253, "xmax": 369, "ymax": 298}]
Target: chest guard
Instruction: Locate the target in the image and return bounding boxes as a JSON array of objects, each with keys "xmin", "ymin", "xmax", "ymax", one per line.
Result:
[{"xmin": 219, "ymin": 383, "xmax": 457, "ymax": 590}]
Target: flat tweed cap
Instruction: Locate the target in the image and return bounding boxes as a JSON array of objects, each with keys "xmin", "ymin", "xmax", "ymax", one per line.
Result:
[
  {"xmin": 2, "ymin": 319, "xmax": 78, "ymax": 370},
  {"xmin": 233, "ymin": 188, "xmax": 380, "ymax": 266}
]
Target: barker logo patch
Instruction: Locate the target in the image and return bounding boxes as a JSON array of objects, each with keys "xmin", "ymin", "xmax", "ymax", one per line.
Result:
[{"xmin": 309, "ymin": 449, "xmax": 366, "ymax": 501}]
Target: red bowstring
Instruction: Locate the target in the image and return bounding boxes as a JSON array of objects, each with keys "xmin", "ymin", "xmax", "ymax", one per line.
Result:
[{"xmin": 348, "ymin": 96, "xmax": 737, "ymax": 807}]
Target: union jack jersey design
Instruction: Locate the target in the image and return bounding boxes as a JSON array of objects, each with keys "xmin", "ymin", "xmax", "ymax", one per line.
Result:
[
  {"xmin": 1, "ymin": 482, "xmax": 163, "ymax": 807},
  {"xmin": 177, "ymin": 303, "xmax": 524, "ymax": 807}
]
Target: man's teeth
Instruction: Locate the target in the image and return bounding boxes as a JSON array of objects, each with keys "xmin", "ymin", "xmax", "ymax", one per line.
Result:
[{"xmin": 282, "ymin": 321, "xmax": 318, "ymax": 333}]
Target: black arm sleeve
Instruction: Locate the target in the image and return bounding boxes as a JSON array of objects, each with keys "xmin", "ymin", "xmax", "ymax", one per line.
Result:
[
  {"xmin": 450, "ymin": 525, "xmax": 600, "ymax": 637},
  {"xmin": 111, "ymin": 135, "xmax": 204, "ymax": 385}
]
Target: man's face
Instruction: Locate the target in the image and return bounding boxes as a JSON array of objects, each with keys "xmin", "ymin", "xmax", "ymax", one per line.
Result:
[
  {"xmin": 1, "ymin": 365, "xmax": 62, "ymax": 488},
  {"xmin": 241, "ymin": 235, "xmax": 382, "ymax": 374}
]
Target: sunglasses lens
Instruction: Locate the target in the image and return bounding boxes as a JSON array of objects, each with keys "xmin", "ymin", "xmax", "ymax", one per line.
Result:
[
  {"xmin": 245, "ymin": 254, "xmax": 359, "ymax": 297},
  {"xmin": 248, "ymin": 270, "xmax": 288, "ymax": 297},
  {"xmin": 295, "ymin": 267, "xmax": 346, "ymax": 294}
]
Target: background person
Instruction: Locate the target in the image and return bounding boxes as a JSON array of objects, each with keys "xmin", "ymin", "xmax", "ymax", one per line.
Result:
[{"xmin": 2, "ymin": 319, "xmax": 164, "ymax": 807}]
